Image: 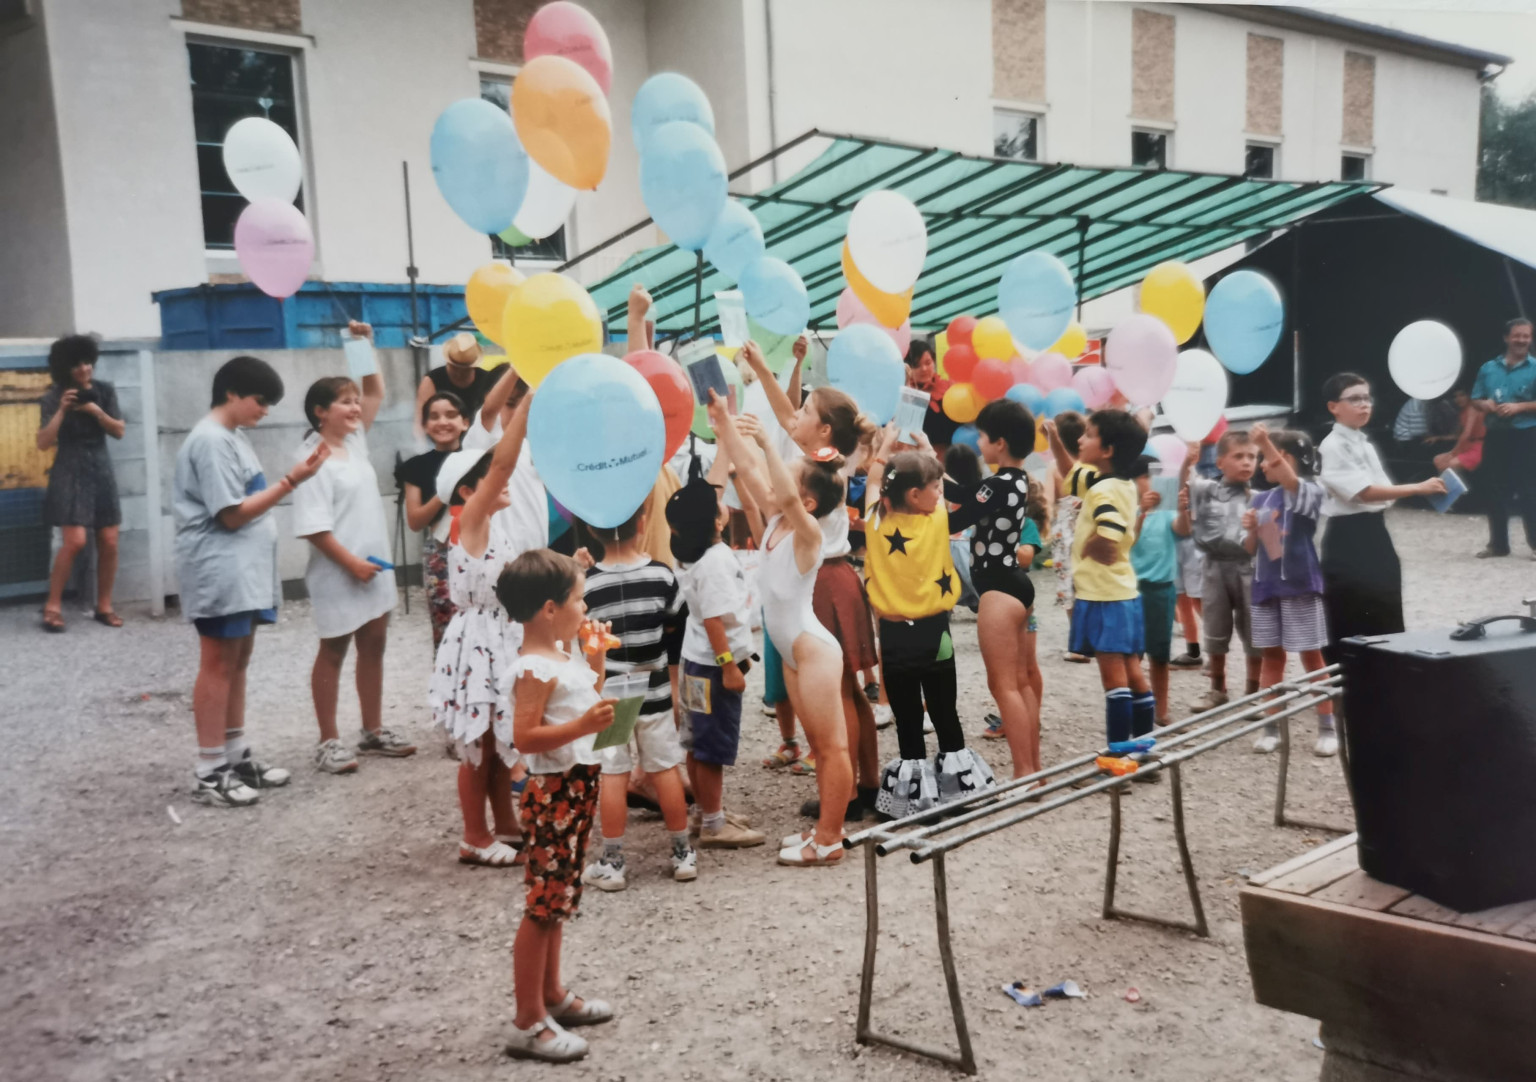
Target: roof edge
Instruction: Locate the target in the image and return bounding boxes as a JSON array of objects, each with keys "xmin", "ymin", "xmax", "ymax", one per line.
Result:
[{"xmin": 1190, "ymin": 4, "xmax": 1511, "ymax": 70}]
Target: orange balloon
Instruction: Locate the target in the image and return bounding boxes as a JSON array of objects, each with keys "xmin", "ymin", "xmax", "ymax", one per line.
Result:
[
  {"xmin": 943, "ymin": 382, "xmax": 984, "ymax": 423},
  {"xmin": 842, "ymin": 241, "xmax": 912, "ymax": 328},
  {"xmin": 466, "ymin": 261, "xmax": 524, "ymax": 346},
  {"xmin": 511, "ymin": 55, "xmax": 611, "ymax": 191}
]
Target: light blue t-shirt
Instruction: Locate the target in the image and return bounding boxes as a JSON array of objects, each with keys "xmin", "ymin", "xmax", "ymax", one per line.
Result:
[{"xmin": 1131, "ymin": 508, "xmax": 1177, "ymax": 585}]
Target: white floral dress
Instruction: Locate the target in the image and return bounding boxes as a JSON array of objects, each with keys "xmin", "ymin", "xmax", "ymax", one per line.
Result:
[
  {"xmin": 428, "ymin": 518, "xmax": 522, "ymax": 766},
  {"xmin": 1050, "ymin": 494, "xmax": 1082, "ymax": 609}
]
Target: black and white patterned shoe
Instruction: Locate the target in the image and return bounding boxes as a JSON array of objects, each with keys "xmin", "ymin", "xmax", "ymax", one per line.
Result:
[
  {"xmin": 232, "ymin": 756, "xmax": 291, "ymax": 789},
  {"xmin": 192, "ymin": 767, "xmax": 260, "ymax": 808}
]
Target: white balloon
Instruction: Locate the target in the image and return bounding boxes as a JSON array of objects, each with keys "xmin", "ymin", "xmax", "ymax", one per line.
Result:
[
  {"xmin": 847, "ymin": 190, "xmax": 927, "ymax": 294},
  {"xmin": 1388, "ymin": 320, "xmax": 1462, "ymax": 400},
  {"xmin": 222, "ymin": 117, "xmax": 303, "ymax": 203},
  {"xmin": 513, "ymin": 160, "xmax": 578, "ymax": 241},
  {"xmin": 1161, "ymin": 349, "xmax": 1229, "ymax": 442}
]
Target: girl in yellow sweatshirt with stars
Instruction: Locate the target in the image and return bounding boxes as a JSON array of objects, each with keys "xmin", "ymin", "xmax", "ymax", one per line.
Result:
[{"xmin": 864, "ymin": 425, "xmax": 997, "ymax": 819}]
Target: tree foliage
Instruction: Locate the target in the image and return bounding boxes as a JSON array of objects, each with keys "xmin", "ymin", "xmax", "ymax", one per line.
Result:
[{"xmin": 1478, "ymin": 85, "xmax": 1536, "ymax": 208}]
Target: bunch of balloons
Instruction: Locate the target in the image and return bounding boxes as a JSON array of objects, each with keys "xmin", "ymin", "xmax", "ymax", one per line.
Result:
[
  {"xmin": 225, "ymin": 117, "xmax": 313, "ymax": 299},
  {"xmin": 635, "ymin": 72, "xmax": 726, "ymax": 253},
  {"xmin": 935, "ymin": 311, "xmax": 1094, "ymax": 425},
  {"xmin": 430, "ymin": 2, "xmax": 610, "ymax": 245}
]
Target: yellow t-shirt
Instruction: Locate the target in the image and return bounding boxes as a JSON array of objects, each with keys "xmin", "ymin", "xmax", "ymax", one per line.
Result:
[
  {"xmin": 1066, "ymin": 463, "xmax": 1138, "ymax": 602},
  {"xmin": 864, "ymin": 501, "xmax": 959, "ymax": 621}
]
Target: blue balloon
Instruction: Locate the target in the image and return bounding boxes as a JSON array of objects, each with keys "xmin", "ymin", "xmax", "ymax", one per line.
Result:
[
  {"xmin": 704, "ymin": 200, "xmax": 765, "ymax": 282},
  {"xmin": 827, "ymin": 324, "xmax": 904, "ymax": 425},
  {"xmin": 1043, "ymin": 387, "xmax": 1086, "ymax": 418},
  {"xmin": 739, "ymin": 256, "xmax": 808, "ymax": 336},
  {"xmin": 1005, "ymin": 382, "xmax": 1046, "ymax": 416},
  {"xmin": 429, "ymin": 99, "xmax": 529, "ymax": 235},
  {"xmin": 528, "ymin": 354, "xmax": 665, "ymax": 529},
  {"xmin": 640, "ymin": 122, "xmax": 727, "ymax": 252},
  {"xmin": 632, "ymin": 73, "xmax": 715, "ymax": 153},
  {"xmin": 998, "ymin": 251, "xmax": 1077, "ymax": 351},
  {"xmin": 1204, "ymin": 270, "xmax": 1284, "ymax": 375},
  {"xmin": 950, "ymin": 424, "xmax": 982, "ymax": 454}
]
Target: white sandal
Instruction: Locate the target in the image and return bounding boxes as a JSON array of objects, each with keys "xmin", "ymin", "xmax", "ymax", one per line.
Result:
[
  {"xmin": 550, "ymin": 990, "xmax": 614, "ymax": 1027},
  {"xmin": 459, "ymin": 840, "xmax": 520, "ymax": 867},
  {"xmin": 777, "ymin": 838, "xmax": 845, "ymax": 866},
  {"xmin": 780, "ymin": 829, "xmax": 814, "ymax": 850},
  {"xmin": 504, "ymin": 1017, "xmax": 588, "ymax": 1062}
]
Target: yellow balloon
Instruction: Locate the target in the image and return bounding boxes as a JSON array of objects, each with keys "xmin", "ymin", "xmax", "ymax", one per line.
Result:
[
  {"xmin": 933, "ymin": 330, "xmax": 950, "ymax": 378},
  {"xmin": 466, "ymin": 261, "xmax": 524, "ymax": 346},
  {"xmin": 942, "ymin": 382, "xmax": 984, "ymax": 423},
  {"xmin": 1035, "ymin": 426, "xmax": 1049, "ymax": 453},
  {"xmin": 842, "ymin": 242, "xmax": 912, "ymax": 327},
  {"xmin": 972, "ymin": 315, "xmax": 1013, "ymax": 361},
  {"xmin": 512, "ymin": 55, "xmax": 612, "ymax": 191},
  {"xmin": 1140, "ymin": 262, "xmax": 1205, "ymax": 344},
  {"xmin": 501, "ymin": 272, "xmax": 603, "ymax": 388},
  {"xmin": 1050, "ymin": 321, "xmax": 1088, "ymax": 361}
]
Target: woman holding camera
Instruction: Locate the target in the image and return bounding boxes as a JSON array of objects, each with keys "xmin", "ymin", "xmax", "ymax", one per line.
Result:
[{"xmin": 36, "ymin": 334, "xmax": 126, "ymax": 632}]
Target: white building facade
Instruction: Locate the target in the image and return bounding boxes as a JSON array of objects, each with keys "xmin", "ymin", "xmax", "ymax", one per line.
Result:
[{"xmin": 0, "ymin": 0, "xmax": 1506, "ymax": 341}]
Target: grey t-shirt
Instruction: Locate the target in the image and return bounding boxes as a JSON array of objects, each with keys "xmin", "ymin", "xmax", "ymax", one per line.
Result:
[{"xmin": 173, "ymin": 417, "xmax": 281, "ymax": 620}]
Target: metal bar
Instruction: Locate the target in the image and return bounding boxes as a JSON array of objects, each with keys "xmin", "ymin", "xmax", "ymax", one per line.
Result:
[
  {"xmin": 402, "ymin": 161, "xmax": 420, "ymax": 342},
  {"xmin": 1506, "ymin": 255, "xmax": 1528, "ymax": 319},
  {"xmin": 856, "ymin": 843, "xmax": 879, "ymax": 1041},
  {"xmin": 933, "ymin": 853, "xmax": 978, "ymax": 1074},
  {"xmin": 1170, "ymin": 763, "xmax": 1209, "ymax": 936},
  {"xmin": 1274, "ymin": 713, "xmax": 1352, "ymax": 833}
]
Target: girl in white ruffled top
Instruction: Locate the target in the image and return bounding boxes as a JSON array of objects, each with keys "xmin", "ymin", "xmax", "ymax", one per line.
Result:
[{"xmin": 428, "ymin": 392, "xmax": 532, "ymax": 868}]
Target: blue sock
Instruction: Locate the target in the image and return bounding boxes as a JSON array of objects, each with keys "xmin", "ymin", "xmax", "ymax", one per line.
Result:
[
  {"xmin": 1105, "ymin": 689, "xmax": 1133, "ymax": 744},
  {"xmin": 1131, "ymin": 692, "xmax": 1156, "ymax": 738}
]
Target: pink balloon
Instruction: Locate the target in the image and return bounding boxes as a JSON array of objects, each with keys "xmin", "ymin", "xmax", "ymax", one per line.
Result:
[
  {"xmin": 1147, "ymin": 433, "xmax": 1187, "ymax": 477},
  {"xmin": 835, "ymin": 286, "xmax": 910, "ymax": 354},
  {"xmin": 1105, "ymin": 313, "xmax": 1178, "ymax": 405},
  {"xmin": 523, "ymin": 1, "xmax": 613, "ymax": 95},
  {"xmin": 1031, "ymin": 352, "xmax": 1073, "ymax": 391},
  {"xmin": 234, "ymin": 199, "xmax": 314, "ymax": 299},
  {"xmin": 1073, "ymin": 366, "xmax": 1116, "ymax": 409},
  {"xmin": 1009, "ymin": 356, "xmax": 1033, "ymax": 385}
]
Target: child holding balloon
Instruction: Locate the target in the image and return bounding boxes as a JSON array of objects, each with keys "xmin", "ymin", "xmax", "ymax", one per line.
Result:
[
  {"xmin": 1047, "ymin": 411, "xmax": 1089, "ymax": 662},
  {"xmin": 707, "ymin": 393, "xmax": 852, "ymax": 865},
  {"xmin": 1045, "ymin": 410, "xmax": 1156, "ymax": 746}
]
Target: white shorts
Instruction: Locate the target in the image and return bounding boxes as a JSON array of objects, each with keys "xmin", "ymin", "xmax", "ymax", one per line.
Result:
[
  {"xmin": 1250, "ymin": 594, "xmax": 1329, "ymax": 653},
  {"xmin": 599, "ymin": 708, "xmax": 687, "ymax": 775}
]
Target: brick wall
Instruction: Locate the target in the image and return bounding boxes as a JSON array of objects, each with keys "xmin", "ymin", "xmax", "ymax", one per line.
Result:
[
  {"xmin": 474, "ymin": 0, "xmax": 541, "ymax": 63},
  {"xmin": 181, "ymin": 0, "xmax": 301, "ymax": 34},
  {"xmin": 1343, "ymin": 51, "xmax": 1376, "ymax": 147},
  {"xmin": 992, "ymin": 0, "xmax": 1046, "ymax": 103},
  {"xmin": 1132, "ymin": 8, "xmax": 1175, "ymax": 123},
  {"xmin": 1246, "ymin": 34, "xmax": 1283, "ymax": 137}
]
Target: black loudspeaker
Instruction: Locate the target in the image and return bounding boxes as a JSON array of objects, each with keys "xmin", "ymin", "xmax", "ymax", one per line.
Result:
[{"xmin": 1340, "ymin": 614, "xmax": 1536, "ymax": 912}]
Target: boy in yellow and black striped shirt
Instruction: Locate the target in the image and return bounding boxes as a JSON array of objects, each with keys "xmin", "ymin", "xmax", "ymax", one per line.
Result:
[{"xmin": 1045, "ymin": 409, "xmax": 1154, "ymax": 745}]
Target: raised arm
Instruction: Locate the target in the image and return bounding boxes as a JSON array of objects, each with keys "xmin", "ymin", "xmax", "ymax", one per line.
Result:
[
  {"xmin": 216, "ymin": 443, "xmax": 330, "ymax": 530},
  {"xmin": 1249, "ymin": 423, "xmax": 1298, "ymax": 493},
  {"xmin": 1042, "ymin": 418, "xmax": 1075, "ymax": 482},
  {"xmin": 351, "ymin": 322, "xmax": 384, "ymax": 431},
  {"xmin": 458, "ymin": 391, "xmax": 530, "ymax": 557},
  {"xmin": 785, "ymin": 335, "xmax": 808, "ymax": 409},
  {"xmin": 708, "ymin": 394, "xmax": 774, "ymax": 513},
  {"xmin": 624, "ymin": 283, "xmax": 652, "ymax": 354},
  {"xmin": 478, "ymin": 361, "xmax": 522, "ymax": 434},
  {"xmin": 739, "ymin": 340, "xmax": 799, "ymax": 434}
]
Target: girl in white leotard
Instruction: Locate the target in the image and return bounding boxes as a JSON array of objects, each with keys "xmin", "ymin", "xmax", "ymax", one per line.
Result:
[{"xmin": 708, "ymin": 393, "xmax": 851, "ymax": 867}]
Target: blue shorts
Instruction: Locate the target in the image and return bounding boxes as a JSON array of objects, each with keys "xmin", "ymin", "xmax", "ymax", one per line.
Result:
[
  {"xmin": 193, "ymin": 608, "xmax": 277, "ymax": 639},
  {"xmin": 761, "ymin": 623, "xmax": 788, "ymax": 707},
  {"xmin": 680, "ymin": 660, "xmax": 744, "ymax": 766},
  {"xmin": 1069, "ymin": 597, "xmax": 1145, "ymax": 657}
]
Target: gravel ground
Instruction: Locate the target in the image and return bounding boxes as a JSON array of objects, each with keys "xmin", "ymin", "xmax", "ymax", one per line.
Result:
[{"xmin": 1, "ymin": 507, "xmax": 1527, "ymax": 1082}]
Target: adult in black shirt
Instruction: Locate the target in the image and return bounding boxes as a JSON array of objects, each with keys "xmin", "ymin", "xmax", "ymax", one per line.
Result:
[{"xmin": 413, "ymin": 332, "xmax": 509, "ymax": 434}]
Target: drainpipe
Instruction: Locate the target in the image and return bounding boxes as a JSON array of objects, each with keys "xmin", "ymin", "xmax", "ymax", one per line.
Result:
[{"xmin": 764, "ymin": 0, "xmax": 779, "ymax": 183}]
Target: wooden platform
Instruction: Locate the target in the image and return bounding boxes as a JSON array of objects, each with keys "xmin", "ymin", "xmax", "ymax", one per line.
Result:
[{"xmin": 1242, "ymin": 834, "xmax": 1536, "ymax": 1082}]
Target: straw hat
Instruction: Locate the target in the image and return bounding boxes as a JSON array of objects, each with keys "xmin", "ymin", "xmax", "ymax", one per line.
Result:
[{"xmin": 443, "ymin": 332, "xmax": 481, "ymax": 367}]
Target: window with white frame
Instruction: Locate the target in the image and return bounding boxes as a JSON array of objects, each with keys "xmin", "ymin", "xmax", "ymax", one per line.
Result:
[
  {"xmin": 993, "ymin": 108, "xmax": 1042, "ymax": 162},
  {"xmin": 1244, "ymin": 143, "xmax": 1276, "ymax": 179},
  {"xmin": 1341, "ymin": 153, "xmax": 1371, "ymax": 182},
  {"xmin": 1132, "ymin": 129, "xmax": 1169, "ymax": 170},
  {"xmin": 482, "ymin": 75, "xmax": 567, "ymax": 263},
  {"xmin": 188, "ymin": 41, "xmax": 304, "ymax": 249}
]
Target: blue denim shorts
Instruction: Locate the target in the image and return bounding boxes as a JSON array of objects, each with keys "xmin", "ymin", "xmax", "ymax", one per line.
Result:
[
  {"xmin": 193, "ymin": 608, "xmax": 277, "ymax": 639},
  {"xmin": 680, "ymin": 660, "xmax": 744, "ymax": 766}
]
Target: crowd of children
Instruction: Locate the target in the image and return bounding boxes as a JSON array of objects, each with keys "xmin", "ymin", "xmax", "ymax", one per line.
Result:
[{"xmin": 163, "ymin": 312, "xmax": 1444, "ymax": 1061}]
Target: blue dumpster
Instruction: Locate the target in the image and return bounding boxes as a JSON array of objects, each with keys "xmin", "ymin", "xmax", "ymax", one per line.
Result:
[{"xmin": 151, "ymin": 282, "xmax": 471, "ymax": 350}]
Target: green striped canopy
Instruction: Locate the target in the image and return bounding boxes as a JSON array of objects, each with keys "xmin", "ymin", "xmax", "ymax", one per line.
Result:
[{"xmin": 579, "ymin": 130, "xmax": 1380, "ymax": 339}]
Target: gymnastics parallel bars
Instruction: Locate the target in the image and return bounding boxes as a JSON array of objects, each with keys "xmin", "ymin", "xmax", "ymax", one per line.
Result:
[{"xmin": 844, "ymin": 666, "xmax": 1346, "ymax": 1075}]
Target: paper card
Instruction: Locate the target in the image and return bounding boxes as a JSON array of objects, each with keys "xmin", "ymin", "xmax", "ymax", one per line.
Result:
[
  {"xmin": 715, "ymin": 290, "xmax": 749, "ymax": 348},
  {"xmin": 686, "ymin": 351, "xmax": 730, "ymax": 407},
  {"xmin": 1150, "ymin": 475, "xmax": 1180, "ymax": 510},
  {"xmin": 342, "ymin": 331, "xmax": 378, "ymax": 379},
  {"xmin": 894, "ymin": 386, "xmax": 930, "ymax": 442},
  {"xmin": 1255, "ymin": 506, "xmax": 1284, "ymax": 561},
  {"xmin": 1429, "ymin": 467, "xmax": 1468, "ymax": 514},
  {"xmin": 592, "ymin": 672, "xmax": 650, "ymax": 751}
]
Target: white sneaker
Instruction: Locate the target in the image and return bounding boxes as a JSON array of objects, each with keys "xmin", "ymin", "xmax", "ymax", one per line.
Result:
[
  {"xmin": 1253, "ymin": 730, "xmax": 1281, "ymax": 754},
  {"xmin": 314, "ymin": 738, "xmax": 359, "ymax": 774},
  {"xmin": 191, "ymin": 767, "xmax": 260, "ymax": 808},
  {"xmin": 231, "ymin": 756, "xmax": 290, "ymax": 789},
  {"xmin": 1314, "ymin": 732, "xmax": 1340, "ymax": 757},
  {"xmin": 923, "ymin": 713, "xmax": 935, "ymax": 734},
  {"xmin": 671, "ymin": 847, "xmax": 698, "ymax": 882},
  {"xmin": 872, "ymin": 704, "xmax": 894, "ymax": 730},
  {"xmin": 583, "ymin": 857, "xmax": 627, "ymax": 892}
]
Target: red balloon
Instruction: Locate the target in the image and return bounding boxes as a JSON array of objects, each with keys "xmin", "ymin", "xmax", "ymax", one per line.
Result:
[
  {"xmin": 946, "ymin": 315, "xmax": 977, "ymax": 349},
  {"xmin": 973, "ymin": 358, "xmax": 1013, "ymax": 401},
  {"xmin": 1202, "ymin": 415, "xmax": 1228, "ymax": 445},
  {"xmin": 523, "ymin": 1, "xmax": 614, "ymax": 95},
  {"xmin": 945, "ymin": 343, "xmax": 979, "ymax": 383},
  {"xmin": 625, "ymin": 350, "xmax": 692, "ymax": 460}
]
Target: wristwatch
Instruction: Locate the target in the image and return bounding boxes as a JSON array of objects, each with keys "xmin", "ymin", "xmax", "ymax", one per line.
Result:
[{"xmin": 716, "ymin": 650, "xmax": 735, "ymax": 667}]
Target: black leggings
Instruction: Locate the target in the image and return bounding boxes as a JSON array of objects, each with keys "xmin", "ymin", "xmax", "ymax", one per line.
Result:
[{"xmin": 879, "ymin": 614, "xmax": 965, "ymax": 760}]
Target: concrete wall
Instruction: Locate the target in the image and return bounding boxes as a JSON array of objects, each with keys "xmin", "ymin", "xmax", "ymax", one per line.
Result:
[{"xmin": 0, "ymin": 11, "xmax": 75, "ymax": 336}]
